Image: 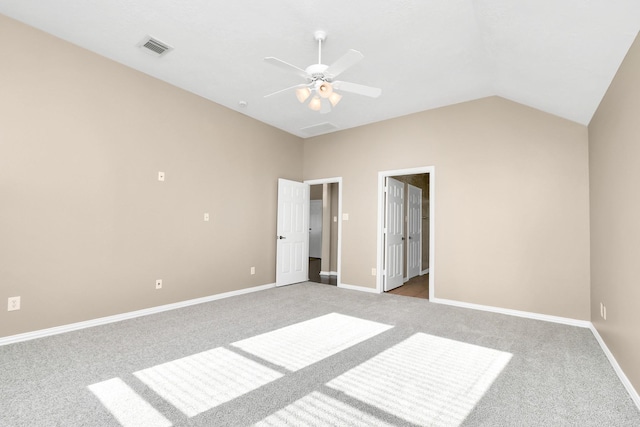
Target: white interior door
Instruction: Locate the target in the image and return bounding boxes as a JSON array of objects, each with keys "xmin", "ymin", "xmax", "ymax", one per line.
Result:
[
  {"xmin": 309, "ymin": 200, "xmax": 323, "ymax": 259},
  {"xmin": 276, "ymin": 179, "xmax": 309, "ymax": 286},
  {"xmin": 407, "ymin": 184, "xmax": 422, "ymax": 280},
  {"xmin": 384, "ymin": 177, "xmax": 404, "ymax": 291}
]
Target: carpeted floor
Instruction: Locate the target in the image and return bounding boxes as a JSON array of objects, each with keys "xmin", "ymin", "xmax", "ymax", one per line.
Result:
[{"xmin": 1, "ymin": 282, "xmax": 639, "ymax": 426}]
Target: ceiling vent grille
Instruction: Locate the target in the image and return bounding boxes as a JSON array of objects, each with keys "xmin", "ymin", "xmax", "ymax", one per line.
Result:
[
  {"xmin": 137, "ymin": 36, "xmax": 173, "ymax": 57},
  {"xmin": 300, "ymin": 122, "xmax": 338, "ymax": 136}
]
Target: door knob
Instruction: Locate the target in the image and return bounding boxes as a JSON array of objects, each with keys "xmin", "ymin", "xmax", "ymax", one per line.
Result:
[{"xmin": 277, "ymin": 235, "xmax": 286, "ymax": 240}]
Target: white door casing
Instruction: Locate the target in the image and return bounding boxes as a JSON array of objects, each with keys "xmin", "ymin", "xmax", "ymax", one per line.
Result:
[
  {"xmin": 384, "ymin": 177, "xmax": 404, "ymax": 291},
  {"xmin": 309, "ymin": 200, "xmax": 323, "ymax": 259},
  {"xmin": 407, "ymin": 184, "xmax": 422, "ymax": 280},
  {"xmin": 276, "ymin": 179, "xmax": 309, "ymax": 286}
]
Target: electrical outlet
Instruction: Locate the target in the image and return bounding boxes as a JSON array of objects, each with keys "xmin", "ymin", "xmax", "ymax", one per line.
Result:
[
  {"xmin": 250, "ymin": 266, "xmax": 256, "ymax": 275},
  {"xmin": 158, "ymin": 171, "xmax": 165, "ymax": 182},
  {"xmin": 603, "ymin": 305, "xmax": 607, "ymax": 320},
  {"xmin": 371, "ymin": 268, "xmax": 377, "ymax": 276},
  {"xmin": 204, "ymin": 213, "xmax": 210, "ymax": 222},
  {"xmin": 155, "ymin": 279, "xmax": 162, "ymax": 290},
  {"xmin": 342, "ymin": 213, "xmax": 349, "ymax": 221},
  {"xmin": 8, "ymin": 296, "xmax": 20, "ymax": 311}
]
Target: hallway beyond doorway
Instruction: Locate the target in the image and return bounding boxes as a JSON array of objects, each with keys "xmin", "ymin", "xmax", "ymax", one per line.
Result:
[{"xmin": 308, "ymin": 258, "xmax": 337, "ymax": 286}]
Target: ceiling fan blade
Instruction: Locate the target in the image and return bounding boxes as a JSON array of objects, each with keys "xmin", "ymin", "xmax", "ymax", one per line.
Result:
[
  {"xmin": 264, "ymin": 83, "xmax": 309, "ymax": 98},
  {"xmin": 264, "ymin": 57, "xmax": 309, "ymax": 79},
  {"xmin": 324, "ymin": 49, "xmax": 364, "ymax": 78},
  {"xmin": 333, "ymin": 81, "xmax": 382, "ymax": 98}
]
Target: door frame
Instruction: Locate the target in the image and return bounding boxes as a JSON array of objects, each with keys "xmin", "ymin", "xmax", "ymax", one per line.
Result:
[
  {"xmin": 377, "ymin": 166, "xmax": 435, "ymax": 298},
  {"xmin": 304, "ymin": 177, "xmax": 342, "ymax": 287}
]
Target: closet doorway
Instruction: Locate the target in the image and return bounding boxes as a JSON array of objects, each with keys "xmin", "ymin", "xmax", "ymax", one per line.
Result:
[{"xmin": 377, "ymin": 167, "xmax": 434, "ymax": 299}]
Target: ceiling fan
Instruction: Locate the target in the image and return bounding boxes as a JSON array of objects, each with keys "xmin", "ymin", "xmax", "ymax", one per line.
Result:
[{"xmin": 264, "ymin": 30, "xmax": 382, "ymax": 114}]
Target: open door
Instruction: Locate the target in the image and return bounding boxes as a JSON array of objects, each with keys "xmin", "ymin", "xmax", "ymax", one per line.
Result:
[
  {"xmin": 407, "ymin": 184, "xmax": 422, "ymax": 280},
  {"xmin": 384, "ymin": 177, "xmax": 404, "ymax": 291},
  {"xmin": 276, "ymin": 178, "xmax": 310, "ymax": 286}
]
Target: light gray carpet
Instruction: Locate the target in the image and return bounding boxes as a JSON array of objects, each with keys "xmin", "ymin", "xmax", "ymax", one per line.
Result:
[{"xmin": 1, "ymin": 282, "xmax": 639, "ymax": 426}]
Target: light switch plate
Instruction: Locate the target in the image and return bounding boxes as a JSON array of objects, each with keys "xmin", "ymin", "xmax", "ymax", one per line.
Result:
[{"xmin": 8, "ymin": 296, "xmax": 20, "ymax": 311}]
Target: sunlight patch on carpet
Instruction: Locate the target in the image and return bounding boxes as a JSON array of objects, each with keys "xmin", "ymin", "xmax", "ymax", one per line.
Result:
[
  {"xmin": 255, "ymin": 391, "xmax": 395, "ymax": 427},
  {"xmin": 134, "ymin": 347, "xmax": 283, "ymax": 417},
  {"xmin": 88, "ymin": 377, "xmax": 172, "ymax": 427},
  {"xmin": 326, "ymin": 333, "xmax": 512, "ymax": 426},
  {"xmin": 231, "ymin": 312, "xmax": 393, "ymax": 371}
]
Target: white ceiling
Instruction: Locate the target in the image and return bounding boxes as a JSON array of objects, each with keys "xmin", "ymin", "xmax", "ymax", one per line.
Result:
[{"xmin": 1, "ymin": 1, "xmax": 639, "ymax": 138}]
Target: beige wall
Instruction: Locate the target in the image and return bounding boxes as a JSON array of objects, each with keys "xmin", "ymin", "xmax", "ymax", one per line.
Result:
[
  {"xmin": 304, "ymin": 97, "xmax": 591, "ymax": 320},
  {"xmin": 589, "ymin": 32, "xmax": 640, "ymax": 393},
  {"xmin": 0, "ymin": 13, "xmax": 597, "ymax": 336},
  {"xmin": 0, "ymin": 15, "xmax": 302, "ymax": 337}
]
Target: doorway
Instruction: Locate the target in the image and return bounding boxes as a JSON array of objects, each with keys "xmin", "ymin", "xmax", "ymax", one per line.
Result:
[
  {"xmin": 377, "ymin": 167, "xmax": 434, "ymax": 299},
  {"xmin": 305, "ymin": 178, "xmax": 342, "ymax": 286}
]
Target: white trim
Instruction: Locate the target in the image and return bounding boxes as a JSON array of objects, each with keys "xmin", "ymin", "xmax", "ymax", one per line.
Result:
[
  {"xmin": 0, "ymin": 283, "xmax": 276, "ymax": 346},
  {"xmin": 338, "ymin": 283, "xmax": 380, "ymax": 293},
  {"xmin": 377, "ymin": 166, "xmax": 435, "ymax": 300},
  {"xmin": 319, "ymin": 271, "xmax": 338, "ymax": 276},
  {"xmin": 304, "ymin": 177, "xmax": 342, "ymax": 287},
  {"xmin": 430, "ymin": 297, "xmax": 591, "ymax": 328},
  {"xmin": 589, "ymin": 325, "xmax": 640, "ymax": 410},
  {"xmin": 421, "ymin": 268, "xmax": 430, "ymax": 275}
]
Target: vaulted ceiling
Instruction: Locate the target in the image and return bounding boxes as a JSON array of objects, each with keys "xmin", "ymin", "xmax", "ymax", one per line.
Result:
[{"xmin": 1, "ymin": 1, "xmax": 639, "ymax": 138}]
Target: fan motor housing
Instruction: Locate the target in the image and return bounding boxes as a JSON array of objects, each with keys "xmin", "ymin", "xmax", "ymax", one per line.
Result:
[{"xmin": 305, "ymin": 64, "xmax": 330, "ymax": 82}]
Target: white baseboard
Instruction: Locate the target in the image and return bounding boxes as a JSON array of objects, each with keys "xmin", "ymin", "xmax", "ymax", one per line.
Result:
[
  {"xmin": 338, "ymin": 283, "xmax": 380, "ymax": 293},
  {"xmin": 430, "ymin": 297, "xmax": 591, "ymax": 328},
  {"xmin": 421, "ymin": 268, "xmax": 430, "ymax": 275},
  {"xmin": 589, "ymin": 325, "xmax": 640, "ymax": 410},
  {"xmin": 0, "ymin": 283, "xmax": 276, "ymax": 346},
  {"xmin": 319, "ymin": 271, "xmax": 338, "ymax": 276}
]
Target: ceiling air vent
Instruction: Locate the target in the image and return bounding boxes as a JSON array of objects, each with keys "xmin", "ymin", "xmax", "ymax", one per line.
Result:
[
  {"xmin": 137, "ymin": 36, "xmax": 173, "ymax": 57},
  {"xmin": 300, "ymin": 122, "xmax": 338, "ymax": 136}
]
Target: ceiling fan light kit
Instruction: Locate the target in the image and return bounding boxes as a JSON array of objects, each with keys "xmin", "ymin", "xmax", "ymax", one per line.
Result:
[
  {"xmin": 264, "ymin": 30, "xmax": 381, "ymax": 114},
  {"xmin": 296, "ymin": 87, "xmax": 311, "ymax": 103}
]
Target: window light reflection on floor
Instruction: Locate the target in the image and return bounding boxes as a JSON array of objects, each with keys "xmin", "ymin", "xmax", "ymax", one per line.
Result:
[
  {"xmin": 327, "ymin": 333, "xmax": 513, "ymax": 426},
  {"xmin": 88, "ymin": 377, "xmax": 172, "ymax": 427},
  {"xmin": 255, "ymin": 391, "xmax": 396, "ymax": 427},
  {"xmin": 232, "ymin": 312, "xmax": 393, "ymax": 371},
  {"xmin": 133, "ymin": 347, "xmax": 283, "ymax": 417}
]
